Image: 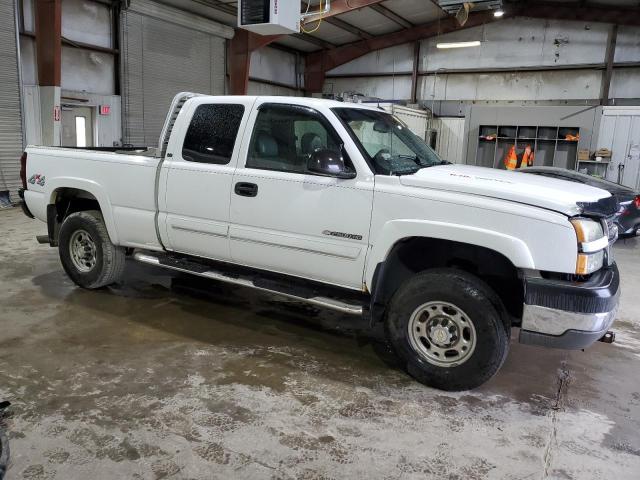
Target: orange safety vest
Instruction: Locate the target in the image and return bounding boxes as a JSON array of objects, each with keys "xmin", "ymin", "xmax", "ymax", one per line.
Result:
[
  {"xmin": 521, "ymin": 144, "xmax": 534, "ymax": 167},
  {"xmin": 504, "ymin": 145, "xmax": 518, "ymax": 170}
]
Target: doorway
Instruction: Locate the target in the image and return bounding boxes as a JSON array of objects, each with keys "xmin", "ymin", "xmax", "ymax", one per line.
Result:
[{"xmin": 61, "ymin": 106, "xmax": 94, "ymax": 147}]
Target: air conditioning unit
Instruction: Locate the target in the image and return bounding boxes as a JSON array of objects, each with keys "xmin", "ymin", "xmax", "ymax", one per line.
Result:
[{"xmin": 238, "ymin": 0, "xmax": 301, "ymax": 35}]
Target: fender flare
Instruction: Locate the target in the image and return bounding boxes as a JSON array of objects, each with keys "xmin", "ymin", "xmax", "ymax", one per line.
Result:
[
  {"xmin": 365, "ymin": 219, "xmax": 535, "ymax": 288},
  {"xmin": 46, "ymin": 177, "xmax": 119, "ymax": 245}
]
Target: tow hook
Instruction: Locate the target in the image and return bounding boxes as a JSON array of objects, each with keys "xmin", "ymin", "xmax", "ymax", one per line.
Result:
[{"xmin": 598, "ymin": 330, "xmax": 615, "ymax": 344}]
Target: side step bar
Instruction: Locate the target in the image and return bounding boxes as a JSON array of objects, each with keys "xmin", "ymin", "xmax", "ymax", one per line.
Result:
[{"xmin": 133, "ymin": 252, "xmax": 364, "ymax": 315}]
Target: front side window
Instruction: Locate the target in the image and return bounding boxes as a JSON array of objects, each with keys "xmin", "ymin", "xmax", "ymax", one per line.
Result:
[
  {"xmin": 182, "ymin": 104, "xmax": 244, "ymax": 164},
  {"xmin": 333, "ymin": 108, "xmax": 444, "ymax": 175},
  {"xmin": 246, "ymin": 104, "xmax": 346, "ymax": 174}
]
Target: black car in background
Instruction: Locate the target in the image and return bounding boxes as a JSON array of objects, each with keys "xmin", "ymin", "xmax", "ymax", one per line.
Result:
[{"xmin": 522, "ymin": 166, "xmax": 640, "ymax": 238}]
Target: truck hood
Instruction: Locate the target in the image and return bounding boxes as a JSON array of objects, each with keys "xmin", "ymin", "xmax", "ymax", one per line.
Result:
[{"xmin": 399, "ymin": 164, "xmax": 612, "ymax": 216}]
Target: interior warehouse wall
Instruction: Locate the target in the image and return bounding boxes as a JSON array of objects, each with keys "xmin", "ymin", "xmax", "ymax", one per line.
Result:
[
  {"xmin": 120, "ymin": 0, "xmax": 232, "ymax": 146},
  {"xmin": 0, "ymin": 0, "xmax": 24, "ymax": 202},
  {"xmin": 325, "ymin": 18, "xmax": 640, "ymax": 104},
  {"xmin": 249, "ymin": 46, "xmax": 303, "ymax": 95},
  {"xmin": 19, "ymin": 0, "xmax": 120, "ymax": 147}
]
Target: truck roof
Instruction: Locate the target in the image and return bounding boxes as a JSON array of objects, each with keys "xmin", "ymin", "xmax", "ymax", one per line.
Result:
[{"xmin": 188, "ymin": 94, "xmax": 387, "ymax": 112}]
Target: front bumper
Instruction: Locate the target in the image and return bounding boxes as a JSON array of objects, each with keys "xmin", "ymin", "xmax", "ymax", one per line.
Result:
[{"xmin": 519, "ymin": 263, "xmax": 620, "ymax": 349}]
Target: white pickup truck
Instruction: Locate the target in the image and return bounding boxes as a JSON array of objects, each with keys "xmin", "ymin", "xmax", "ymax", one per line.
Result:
[{"xmin": 19, "ymin": 93, "xmax": 620, "ymax": 390}]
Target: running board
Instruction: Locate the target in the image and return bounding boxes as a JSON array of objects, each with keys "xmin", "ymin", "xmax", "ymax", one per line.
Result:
[{"xmin": 133, "ymin": 252, "xmax": 364, "ymax": 315}]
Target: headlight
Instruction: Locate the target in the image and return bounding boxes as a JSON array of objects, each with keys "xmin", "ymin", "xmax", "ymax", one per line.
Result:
[{"xmin": 571, "ymin": 218, "xmax": 607, "ymax": 274}]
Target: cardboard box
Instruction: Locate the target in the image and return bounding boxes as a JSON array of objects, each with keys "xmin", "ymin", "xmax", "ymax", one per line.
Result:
[
  {"xmin": 595, "ymin": 148, "xmax": 612, "ymax": 158},
  {"xmin": 578, "ymin": 149, "xmax": 590, "ymax": 161}
]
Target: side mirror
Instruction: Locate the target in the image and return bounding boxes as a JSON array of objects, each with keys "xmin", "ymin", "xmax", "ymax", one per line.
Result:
[{"xmin": 307, "ymin": 149, "xmax": 356, "ymax": 179}]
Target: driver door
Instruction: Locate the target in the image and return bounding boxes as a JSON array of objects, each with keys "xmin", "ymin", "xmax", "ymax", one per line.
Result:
[{"xmin": 229, "ymin": 102, "xmax": 374, "ymax": 290}]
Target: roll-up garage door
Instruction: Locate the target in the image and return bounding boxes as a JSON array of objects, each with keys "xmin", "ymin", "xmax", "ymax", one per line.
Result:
[
  {"xmin": 120, "ymin": 0, "xmax": 233, "ymax": 146},
  {"xmin": 0, "ymin": 0, "xmax": 24, "ymax": 202}
]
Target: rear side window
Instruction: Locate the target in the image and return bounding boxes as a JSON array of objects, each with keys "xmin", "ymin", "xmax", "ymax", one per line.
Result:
[{"xmin": 182, "ymin": 104, "xmax": 244, "ymax": 164}]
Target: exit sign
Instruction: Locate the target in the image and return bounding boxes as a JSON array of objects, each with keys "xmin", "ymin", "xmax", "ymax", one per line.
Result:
[{"xmin": 99, "ymin": 105, "xmax": 111, "ymax": 115}]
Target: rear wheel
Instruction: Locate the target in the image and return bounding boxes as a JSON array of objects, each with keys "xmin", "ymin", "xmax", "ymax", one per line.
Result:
[
  {"xmin": 58, "ymin": 210, "xmax": 125, "ymax": 289},
  {"xmin": 385, "ymin": 269, "xmax": 509, "ymax": 391}
]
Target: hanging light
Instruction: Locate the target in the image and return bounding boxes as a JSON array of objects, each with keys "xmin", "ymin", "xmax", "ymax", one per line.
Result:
[
  {"xmin": 494, "ymin": 9, "xmax": 505, "ymax": 17},
  {"xmin": 436, "ymin": 41, "xmax": 481, "ymax": 49}
]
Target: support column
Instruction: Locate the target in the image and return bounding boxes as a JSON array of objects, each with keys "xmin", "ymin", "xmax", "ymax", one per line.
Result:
[
  {"xmin": 304, "ymin": 51, "xmax": 326, "ymax": 94},
  {"xmin": 410, "ymin": 41, "xmax": 420, "ymax": 104},
  {"xmin": 34, "ymin": 0, "xmax": 62, "ymax": 146},
  {"xmin": 228, "ymin": 29, "xmax": 281, "ymax": 95},
  {"xmin": 600, "ymin": 24, "xmax": 618, "ymax": 106}
]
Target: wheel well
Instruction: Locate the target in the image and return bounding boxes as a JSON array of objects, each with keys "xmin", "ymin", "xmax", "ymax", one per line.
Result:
[
  {"xmin": 370, "ymin": 237, "xmax": 523, "ymax": 326},
  {"xmin": 46, "ymin": 188, "xmax": 102, "ymax": 245}
]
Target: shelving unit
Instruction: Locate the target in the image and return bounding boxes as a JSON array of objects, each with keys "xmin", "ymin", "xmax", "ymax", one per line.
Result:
[{"xmin": 475, "ymin": 125, "xmax": 580, "ymax": 170}]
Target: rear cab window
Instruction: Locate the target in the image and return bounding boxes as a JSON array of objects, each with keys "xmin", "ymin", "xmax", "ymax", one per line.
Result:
[{"xmin": 182, "ymin": 104, "xmax": 245, "ymax": 164}]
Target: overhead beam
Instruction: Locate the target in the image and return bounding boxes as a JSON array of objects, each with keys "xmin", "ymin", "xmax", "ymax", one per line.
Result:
[
  {"xmin": 305, "ymin": 10, "xmax": 501, "ymax": 92},
  {"xmin": 369, "ymin": 4, "xmax": 413, "ymax": 29}
]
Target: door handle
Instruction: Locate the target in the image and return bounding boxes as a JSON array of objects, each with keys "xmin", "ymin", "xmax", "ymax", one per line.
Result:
[{"xmin": 234, "ymin": 182, "xmax": 258, "ymax": 197}]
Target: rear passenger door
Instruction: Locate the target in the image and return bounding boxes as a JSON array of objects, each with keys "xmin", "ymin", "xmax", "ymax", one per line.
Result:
[{"xmin": 160, "ymin": 98, "xmax": 254, "ymax": 261}]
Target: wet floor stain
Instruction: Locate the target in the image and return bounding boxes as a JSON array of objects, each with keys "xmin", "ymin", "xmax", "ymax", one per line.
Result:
[{"xmin": 1, "ymin": 207, "xmax": 640, "ymax": 479}]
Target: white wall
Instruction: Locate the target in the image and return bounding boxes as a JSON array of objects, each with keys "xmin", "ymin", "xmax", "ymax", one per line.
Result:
[
  {"xmin": 23, "ymin": 86, "xmax": 122, "ymax": 147},
  {"xmin": 62, "ymin": 0, "xmax": 113, "ymax": 48},
  {"xmin": 250, "ymin": 47, "xmax": 301, "ymax": 90},
  {"xmin": 20, "ymin": 0, "xmax": 116, "ymax": 97},
  {"xmin": 325, "ymin": 18, "xmax": 640, "ymax": 102}
]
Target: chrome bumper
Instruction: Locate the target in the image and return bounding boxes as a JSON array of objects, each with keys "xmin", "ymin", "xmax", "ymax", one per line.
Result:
[{"xmin": 519, "ymin": 263, "xmax": 620, "ymax": 349}]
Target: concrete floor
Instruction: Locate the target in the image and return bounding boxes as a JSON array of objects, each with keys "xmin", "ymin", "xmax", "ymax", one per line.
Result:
[{"xmin": 1, "ymin": 206, "xmax": 640, "ymax": 480}]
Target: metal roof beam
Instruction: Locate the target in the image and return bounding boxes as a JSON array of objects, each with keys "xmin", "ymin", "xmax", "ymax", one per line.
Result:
[{"xmin": 369, "ymin": 4, "xmax": 413, "ymax": 28}]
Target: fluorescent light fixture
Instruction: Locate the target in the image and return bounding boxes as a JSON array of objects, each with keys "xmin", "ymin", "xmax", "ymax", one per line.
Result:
[
  {"xmin": 436, "ymin": 41, "xmax": 481, "ymax": 49},
  {"xmin": 494, "ymin": 9, "xmax": 504, "ymax": 17}
]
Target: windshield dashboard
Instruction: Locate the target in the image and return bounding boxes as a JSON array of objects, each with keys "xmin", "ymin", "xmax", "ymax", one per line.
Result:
[{"xmin": 332, "ymin": 107, "xmax": 446, "ymax": 176}]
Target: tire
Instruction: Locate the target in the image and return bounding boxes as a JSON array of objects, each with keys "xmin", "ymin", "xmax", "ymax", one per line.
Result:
[
  {"xmin": 385, "ymin": 268, "xmax": 509, "ymax": 391},
  {"xmin": 58, "ymin": 210, "xmax": 126, "ymax": 289}
]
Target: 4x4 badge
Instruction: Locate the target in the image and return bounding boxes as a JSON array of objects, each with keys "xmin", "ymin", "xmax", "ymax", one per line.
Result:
[{"xmin": 28, "ymin": 174, "xmax": 45, "ymax": 186}]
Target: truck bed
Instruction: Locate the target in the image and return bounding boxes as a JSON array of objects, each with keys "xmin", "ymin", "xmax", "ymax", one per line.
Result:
[{"xmin": 23, "ymin": 145, "xmax": 163, "ymax": 251}]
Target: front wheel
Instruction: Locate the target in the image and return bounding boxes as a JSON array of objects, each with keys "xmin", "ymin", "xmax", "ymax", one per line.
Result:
[
  {"xmin": 385, "ymin": 269, "xmax": 509, "ymax": 391},
  {"xmin": 58, "ymin": 210, "xmax": 126, "ymax": 289}
]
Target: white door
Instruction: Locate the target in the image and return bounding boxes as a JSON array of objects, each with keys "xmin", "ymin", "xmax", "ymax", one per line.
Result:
[
  {"xmin": 600, "ymin": 108, "xmax": 640, "ymax": 188},
  {"xmin": 229, "ymin": 102, "xmax": 374, "ymax": 290},
  {"xmin": 161, "ymin": 98, "xmax": 254, "ymax": 261}
]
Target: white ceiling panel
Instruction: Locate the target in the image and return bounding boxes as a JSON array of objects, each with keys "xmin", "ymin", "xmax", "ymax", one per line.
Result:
[
  {"xmin": 382, "ymin": 0, "xmax": 444, "ymax": 25},
  {"xmin": 274, "ymin": 35, "xmax": 322, "ymax": 52},
  {"xmin": 338, "ymin": 7, "xmax": 402, "ymax": 35},
  {"xmin": 305, "ymin": 20, "xmax": 361, "ymax": 45}
]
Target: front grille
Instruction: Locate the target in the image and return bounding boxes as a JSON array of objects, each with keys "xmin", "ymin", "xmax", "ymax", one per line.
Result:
[
  {"xmin": 603, "ymin": 216, "xmax": 618, "ymax": 265},
  {"xmin": 240, "ymin": 0, "xmax": 269, "ymax": 25}
]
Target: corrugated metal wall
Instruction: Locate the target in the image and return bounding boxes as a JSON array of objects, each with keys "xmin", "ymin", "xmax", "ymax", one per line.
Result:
[
  {"xmin": 120, "ymin": 0, "xmax": 231, "ymax": 146},
  {"xmin": 0, "ymin": 0, "xmax": 23, "ymax": 201},
  {"xmin": 597, "ymin": 107, "xmax": 640, "ymax": 189},
  {"xmin": 428, "ymin": 117, "xmax": 466, "ymax": 164}
]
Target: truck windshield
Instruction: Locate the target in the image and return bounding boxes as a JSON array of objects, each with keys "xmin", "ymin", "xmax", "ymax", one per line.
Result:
[{"xmin": 332, "ymin": 107, "xmax": 444, "ymax": 175}]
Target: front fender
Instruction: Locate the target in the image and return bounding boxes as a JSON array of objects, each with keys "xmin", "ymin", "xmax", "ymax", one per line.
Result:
[
  {"xmin": 46, "ymin": 177, "xmax": 119, "ymax": 245},
  {"xmin": 365, "ymin": 219, "xmax": 535, "ymax": 288}
]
